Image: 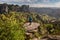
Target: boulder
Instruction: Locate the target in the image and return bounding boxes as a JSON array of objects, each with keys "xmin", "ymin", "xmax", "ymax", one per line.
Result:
[{"xmin": 24, "ymin": 22, "xmax": 40, "ymax": 32}]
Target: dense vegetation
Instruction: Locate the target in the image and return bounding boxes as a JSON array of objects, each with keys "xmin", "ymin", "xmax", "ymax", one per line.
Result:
[
  {"xmin": 0, "ymin": 12, "xmax": 26, "ymax": 40},
  {"xmin": 0, "ymin": 12, "xmax": 60, "ymax": 40}
]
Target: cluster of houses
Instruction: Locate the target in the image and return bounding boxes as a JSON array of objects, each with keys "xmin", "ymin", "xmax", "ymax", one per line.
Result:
[{"xmin": 0, "ymin": 3, "xmax": 30, "ymax": 13}]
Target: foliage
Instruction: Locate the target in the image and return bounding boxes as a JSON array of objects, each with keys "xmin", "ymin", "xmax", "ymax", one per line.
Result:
[
  {"xmin": 0, "ymin": 12, "xmax": 26, "ymax": 40},
  {"xmin": 0, "ymin": 12, "xmax": 60, "ymax": 40}
]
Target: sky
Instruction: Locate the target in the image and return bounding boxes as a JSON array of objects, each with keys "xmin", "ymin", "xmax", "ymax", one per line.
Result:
[{"xmin": 0, "ymin": 0, "xmax": 60, "ymax": 7}]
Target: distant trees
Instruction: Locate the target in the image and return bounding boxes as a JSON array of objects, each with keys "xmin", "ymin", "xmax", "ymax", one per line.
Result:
[
  {"xmin": 0, "ymin": 3, "xmax": 8, "ymax": 13},
  {"xmin": 20, "ymin": 5, "xmax": 30, "ymax": 12},
  {"xmin": 8, "ymin": 4, "xmax": 20, "ymax": 12},
  {"xmin": 0, "ymin": 3, "xmax": 30, "ymax": 13}
]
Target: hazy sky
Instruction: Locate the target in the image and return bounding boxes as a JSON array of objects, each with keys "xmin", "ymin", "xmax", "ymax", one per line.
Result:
[{"xmin": 0, "ymin": 0, "xmax": 60, "ymax": 7}]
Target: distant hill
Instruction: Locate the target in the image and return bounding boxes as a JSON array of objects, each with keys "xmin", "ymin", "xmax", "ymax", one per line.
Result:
[
  {"xmin": 30, "ymin": 7, "xmax": 60, "ymax": 18},
  {"xmin": 0, "ymin": 3, "xmax": 60, "ymax": 18}
]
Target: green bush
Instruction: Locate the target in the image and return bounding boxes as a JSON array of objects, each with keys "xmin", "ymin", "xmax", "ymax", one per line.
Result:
[{"xmin": 0, "ymin": 13, "xmax": 25, "ymax": 40}]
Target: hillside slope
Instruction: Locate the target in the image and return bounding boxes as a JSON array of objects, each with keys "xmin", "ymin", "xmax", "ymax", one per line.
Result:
[{"xmin": 30, "ymin": 7, "xmax": 60, "ymax": 18}]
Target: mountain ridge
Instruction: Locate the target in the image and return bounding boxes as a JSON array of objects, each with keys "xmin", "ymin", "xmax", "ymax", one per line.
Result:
[{"xmin": 30, "ymin": 7, "xmax": 60, "ymax": 18}]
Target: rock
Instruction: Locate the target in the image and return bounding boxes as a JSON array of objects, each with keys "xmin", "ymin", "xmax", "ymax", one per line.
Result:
[
  {"xmin": 32, "ymin": 38, "xmax": 38, "ymax": 40},
  {"xmin": 40, "ymin": 38, "xmax": 48, "ymax": 40},
  {"xmin": 48, "ymin": 35, "xmax": 60, "ymax": 40},
  {"xmin": 24, "ymin": 22, "xmax": 40, "ymax": 32},
  {"xmin": 33, "ymin": 29, "xmax": 38, "ymax": 32},
  {"xmin": 41, "ymin": 35, "xmax": 60, "ymax": 40},
  {"xmin": 25, "ymin": 33, "xmax": 32, "ymax": 35}
]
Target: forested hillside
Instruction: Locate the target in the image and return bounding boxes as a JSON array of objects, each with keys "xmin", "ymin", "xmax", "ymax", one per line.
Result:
[
  {"xmin": 0, "ymin": 12, "xmax": 60, "ymax": 40},
  {"xmin": 30, "ymin": 7, "xmax": 60, "ymax": 18}
]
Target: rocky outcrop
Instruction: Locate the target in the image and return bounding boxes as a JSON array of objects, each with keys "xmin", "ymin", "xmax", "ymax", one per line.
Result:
[
  {"xmin": 24, "ymin": 22, "xmax": 60, "ymax": 40},
  {"xmin": 24, "ymin": 22, "xmax": 40, "ymax": 40},
  {"xmin": 0, "ymin": 4, "xmax": 30, "ymax": 13},
  {"xmin": 24, "ymin": 22, "xmax": 40, "ymax": 32},
  {"xmin": 0, "ymin": 3, "xmax": 8, "ymax": 13}
]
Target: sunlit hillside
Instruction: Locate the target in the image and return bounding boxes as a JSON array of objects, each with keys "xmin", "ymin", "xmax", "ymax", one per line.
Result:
[{"xmin": 0, "ymin": 12, "xmax": 60, "ymax": 40}]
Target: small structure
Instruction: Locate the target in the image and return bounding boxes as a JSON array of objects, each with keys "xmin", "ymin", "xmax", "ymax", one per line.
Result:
[{"xmin": 0, "ymin": 3, "xmax": 8, "ymax": 13}]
